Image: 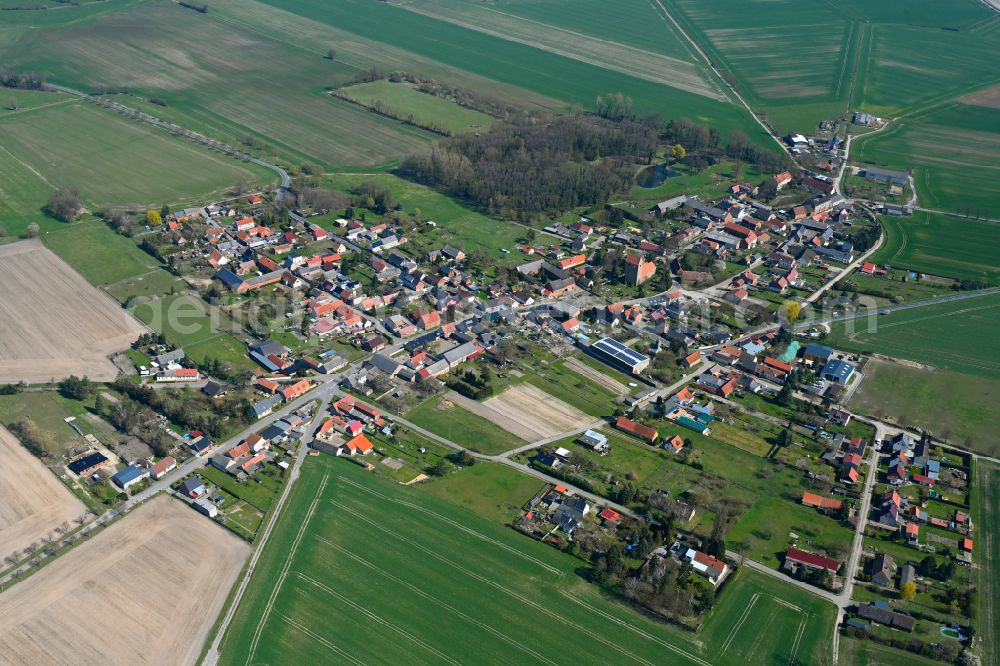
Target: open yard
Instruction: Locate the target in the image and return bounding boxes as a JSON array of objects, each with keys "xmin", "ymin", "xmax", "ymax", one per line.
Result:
[
  {"xmin": 0, "ymin": 425, "xmax": 87, "ymax": 563},
  {"xmin": 849, "ymin": 361, "xmax": 1000, "ymax": 457},
  {"xmin": 0, "ymin": 240, "xmax": 146, "ymax": 383},
  {"xmin": 0, "ymin": 495, "xmax": 249, "ymax": 665},
  {"xmin": 471, "ymin": 384, "xmax": 596, "ymax": 441},
  {"xmin": 406, "ymin": 395, "xmax": 525, "ymax": 455},
  {"xmin": 214, "ymin": 457, "xmax": 836, "ymax": 665}
]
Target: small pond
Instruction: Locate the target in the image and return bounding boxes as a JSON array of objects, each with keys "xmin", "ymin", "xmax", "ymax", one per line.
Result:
[{"xmin": 636, "ymin": 163, "xmax": 681, "ymax": 188}]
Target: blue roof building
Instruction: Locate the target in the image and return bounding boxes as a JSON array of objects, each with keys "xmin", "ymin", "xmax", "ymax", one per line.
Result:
[
  {"xmin": 822, "ymin": 359, "xmax": 856, "ymax": 384},
  {"xmin": 111, "ymin": 465, "xmax": 149, "ymax": 490}
]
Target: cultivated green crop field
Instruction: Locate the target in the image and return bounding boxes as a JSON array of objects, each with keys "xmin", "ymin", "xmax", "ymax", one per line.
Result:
[
  {"xmin": 973, "ymin": 460, "xmax": 1000, "ymax": 666},
  {"xmin": 871, "ymin": 211, "xmax": 1000, "ymax": 283},
  {"xmin": 336, "ymin": 80, "xmax": 495, "ymax": 134},
  {"xmin": 0, "ymin": 99, "xmax": 271, "ymax": 215},
  {"xmin": 826, "ymin": 292, "xmax": 1000, "ymax": 378},
  {"xmin": 854, "ymin": 104, "xmax": 1000, "ymax": 214},
  {"xmin": 215, "ymin": 458, "xmax": 836, "ymax": 666},
  {"xmin": 253, "ymin": 0, "xmax": 769, "ymax": 145}
]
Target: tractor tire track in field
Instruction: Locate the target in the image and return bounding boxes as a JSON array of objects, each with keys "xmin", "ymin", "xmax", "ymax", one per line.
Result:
[
  {"xmin": 245, "ymin": 472, "xmax": 328, "ymax": 666},
  {"xmin": 720, "ymin": 592, "xmax": 759, "ymax": 655},
  {"xmin": 336, "ymin": 476, "xmax": 563, "ymax": 576},
  {"xmin": 328, "ymin": 500, "xmax": 659, "ymax": 666},
  {"xmin": 557, "ymin": 590, "xmax": 712, "ymax": 666},
  {"xmin": 279, "ymin": 614, "xmax": 366, "ymax": 665},
  {"xmin": 297, "ymin": 572, "xmax": 463, "ymax": 665},
  {"xmin": 313, "ymin": 535, "xmax": 559, "ymax": 666}
]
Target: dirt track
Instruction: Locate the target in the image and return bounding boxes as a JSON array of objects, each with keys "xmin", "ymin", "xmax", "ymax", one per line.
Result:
[
  {"xmin": 476, "ymin": 384, "xmax": 593, "ymax": 440},
  {"xmin": 0, "ymin": 425, "xmax": 86, "ymax": 561},
  {"xmin": 563, "ymin": 357, "xmax": 628, "ymax": 395},
  {"xmin": 0, "ymin": 495, "xmax": 249, "ymax": 665},
  {"xmin": 0, "ymin": 240, "xmax": 146, "ymax": 383}
]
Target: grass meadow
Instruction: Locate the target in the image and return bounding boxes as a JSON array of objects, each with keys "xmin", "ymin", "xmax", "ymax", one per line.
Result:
[
  {"xmin": 336, "ymin": 80, "xmax": 495, "ymax": 134},
  {"xmin": 405, "ymin": 396, "xmax": 524, "ymax": 456},
  {"xmin": 42, "ymin": 221, "xmax": 159, "ymax": 285},
  {"xmin": 131, "ymin": 293, "xmax": 255, "ymax": 371},
  {"xmin": 214, "ymin": 457, "xmax": 836, "ymax": 666},
  {"xmin": 849, "ymin": 361, "xmax": 1000, "ymax": 457},
  {"xmin": 871, "ymin": 211, "xmax": 1000, "ymax": 283},
  {"xmin": 0, "ymin": 99, "xmax": 272, "ymax": 211}
]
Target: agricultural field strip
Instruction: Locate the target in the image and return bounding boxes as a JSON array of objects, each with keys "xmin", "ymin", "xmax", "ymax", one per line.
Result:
[
  {"xmin": 396, "ymin": 0, "xmax": 724, "ymax": 99},
  {"xmin": 246, "ymin": 471, "xmax": 328, "ymax": 665},
  {"xmin": 0, "ymin": 425, "xmax": 86, "ymax": 560},
  {"xmin": 975, "ymin": 461, "xmax": 998, "ymax": 665},
  {"xmin": 336, "ymin": 475, "xmax": 562, "ymax": 575},
  {"xmin": 329, "ymin": 498, "xmax": 663, "ymax": 666},
  {"xmin": 295, "ymin": 572, "xmax": 461, "ymax": 664},
  {"xmin": 313, "ymin": 534, "xmax": 558, "ymax": 663}
]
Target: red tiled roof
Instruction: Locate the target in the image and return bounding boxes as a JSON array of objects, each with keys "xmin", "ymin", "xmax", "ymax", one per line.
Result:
[
  {"xmin": 785, "ymin": 547, "xmax": 840, "ymax": 573},
  {"xmin": 615, "ymin": 416, "xmax": 659, "ymax": 443}
]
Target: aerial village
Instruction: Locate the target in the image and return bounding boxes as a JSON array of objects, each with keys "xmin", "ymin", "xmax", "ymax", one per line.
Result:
[{"xmin": 50, "ymin": 160, "xmax": 976, "ymax": 658}]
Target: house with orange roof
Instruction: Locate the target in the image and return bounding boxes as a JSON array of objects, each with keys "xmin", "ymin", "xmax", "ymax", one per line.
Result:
[
  {"xmin": 615, "ymin": 416, "xmax": 659, "ymax": 444},
  {"xmin": 663, "ymin": 435, "xmax": 685, "ymax": 453},
  {"xmin": 801, "ymin": 492, "xmax": 843, "ymax": 512},
  {"xmin": 681, "ymin": 351, "xmax": 702, "ymax": 368},
  {"xmin": 280, "ymin": 379, "xmax": 312, "ymax": 402},
  {"xmin": 255, "ymin": 378, "xmax": 280, "ymax": 394},
  {"xmin": 340, "ymin": 433, "xmax": 373, "ymax": 456}
]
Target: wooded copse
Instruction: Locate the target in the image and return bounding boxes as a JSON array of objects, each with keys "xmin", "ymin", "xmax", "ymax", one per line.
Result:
[{"xmin": 399, "ymin": 114, "xmax": 657, "ymax": 217}]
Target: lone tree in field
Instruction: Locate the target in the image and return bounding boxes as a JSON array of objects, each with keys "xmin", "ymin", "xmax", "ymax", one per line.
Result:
[
  {"xmin": 326, "ymin": 48, "xmax": 336, "ymax": 61},
  {"xmin": 7, "ymin": 98, "xmax": 15, "ymax": 111},
  {"xmin": 45, "ymin": 186, "xmax": 82, "ymax": 222}
]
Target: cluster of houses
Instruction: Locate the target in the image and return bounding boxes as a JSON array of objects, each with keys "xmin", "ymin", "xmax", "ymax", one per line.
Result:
[
  {"xmin": 110, "ymin": 455, "xmax": 178, "ymax": 492},
  {"xmin": 209, "ymin": 415, "xmax": 304, "ymax": 480},
  {"xmin": 310, "ymin": 395, "xmax": 385, "ymax": 458}
]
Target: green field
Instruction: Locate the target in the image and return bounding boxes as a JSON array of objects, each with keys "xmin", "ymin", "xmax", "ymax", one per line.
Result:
[
  {"xmin": 323, "ymin": 173, "xmax": 534, "ymax": 264},
  {"xmin": 870, "ymin": 211, "xmax": 1000, "ymax": 283},
  {"xmin": 825, "ymin": 292, "xmax": 1000, "ymax": 378},
  {"xmin": 406, "ymin": 396, "xmax": 523, "ymax": 455},
  {"xmin": 973, "ymin": 459, "xmax": 1000, "ymax": 666},
  {"xmin": 252, "ymin": 0, "xmax": 770, "ymax": 145},
  {"xmin": 0, "ymin": 99, "xmax": 272, "ymax": 219},
  {"xmin": 336, "ymin": 80, "xmax": 495, "ymax": 134},
  {"xmin": 214, "ymin": 457, "xmax": 837, "ymax": 666},
  {"xmin": 726, "ymin": 497, "xmax": 852, "ymax": 568},
  {"xmin": 416, "ymin": 462, "xmax": 544, "ymax": 525},
  {"xmin": 131, "ymin": 293, "xmax": 255, "ymax": 370},
  {"xmin": 848, "ymin": 361, "xmax": 1000, "ymax": 457},
  {"xmin": 0, "ymin": 390, "xmax": 118, "ymax": 455},
  {"xmin": 0, "ymin": 0, "xmax": 442, "ymax": 169},
  {"xmin": 854, "ymin": 104, "xmax": 1000, "ymax": 215},
  {"xmin": 41, "ymin": 221, "xmax": 160, "ymax": 285}
]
